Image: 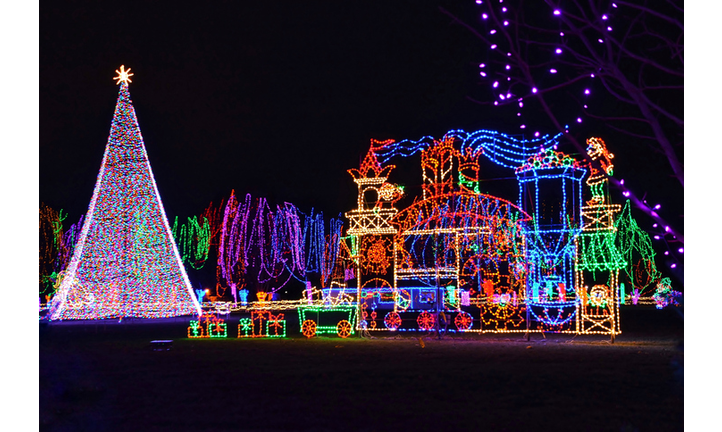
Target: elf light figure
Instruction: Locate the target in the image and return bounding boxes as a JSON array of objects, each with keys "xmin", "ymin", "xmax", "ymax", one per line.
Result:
[
  {"xmin": 49, "ymin": 67, "xmax": 202, "ymax": 320},
  {"xmin": 585, "ymin": 137, "xmax": 615, "ymax": 205}
]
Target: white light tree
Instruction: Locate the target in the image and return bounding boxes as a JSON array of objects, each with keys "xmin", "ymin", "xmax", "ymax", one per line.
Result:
[{"xmin": 49, "ymin": 66, "xmax": 202, "ymax": 320}]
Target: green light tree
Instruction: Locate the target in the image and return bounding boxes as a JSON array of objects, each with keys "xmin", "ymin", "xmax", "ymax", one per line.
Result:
[{"xmin": 614, "ymin": 200, "xmax": 662, "ymax": 302}]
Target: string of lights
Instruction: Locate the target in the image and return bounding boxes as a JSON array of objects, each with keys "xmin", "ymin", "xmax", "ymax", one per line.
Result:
[
  {"xmin": 373, "ymin": 128, "xmax": 564, "ymax": 170},
  {"xmin": 453, "ymin": 0, "xmax": 684, "ymax": 277}
]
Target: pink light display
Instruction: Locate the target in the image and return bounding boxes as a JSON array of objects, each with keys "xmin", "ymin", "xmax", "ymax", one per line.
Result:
[{"xmin": 213, "ymin": 190, "xmax": 344, "ymax": 300}]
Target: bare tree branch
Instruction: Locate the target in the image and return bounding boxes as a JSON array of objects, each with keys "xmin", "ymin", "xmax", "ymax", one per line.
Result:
[
  {"xmin": 602, "ymin": 123, "xmax": 657, "ymax": 141},
  {"xmin": 442, "ymin": 0, "xmax": 684, "ymax": 208},
  {"xmin": 616, "ymin": 0, "xmax": 683, "ymax": 29}
]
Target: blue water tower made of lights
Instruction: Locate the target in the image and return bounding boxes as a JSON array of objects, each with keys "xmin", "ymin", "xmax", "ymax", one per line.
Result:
[{"xmin": 515, "ymin": 152, "xmax": 586, "ymax": 305}]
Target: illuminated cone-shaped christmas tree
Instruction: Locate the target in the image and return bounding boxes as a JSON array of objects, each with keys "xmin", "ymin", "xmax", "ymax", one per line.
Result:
[{"xmin": 49, "ymin": 66, "xmax": 202, "ymax": 320}]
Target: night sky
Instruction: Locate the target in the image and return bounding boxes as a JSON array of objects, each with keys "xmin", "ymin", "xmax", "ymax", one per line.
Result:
[
  {"xmin": 38, "ymin": 1, "xmax": 684, "ymax": 281},
  {"xmin": 41, "ymin": 1, "xmax": 486, "ymax": 219},
  {"xmin": 39, "ymin": 1, "xmax": 678, "ymax": 214}
]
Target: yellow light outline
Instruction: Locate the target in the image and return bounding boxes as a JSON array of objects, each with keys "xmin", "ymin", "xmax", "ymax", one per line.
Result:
[{"xmin": 113, "ymin": 65, "xmax": 134, "ymax": 86}]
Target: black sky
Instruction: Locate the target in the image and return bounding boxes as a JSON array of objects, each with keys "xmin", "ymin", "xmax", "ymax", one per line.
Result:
[
  {"xmin": 39, "ymin": 0, "xmax": 682, "ymax": 241},
  {"xmin": 41, "ymin": 1, "xmax": 479, "ymax": 218}
]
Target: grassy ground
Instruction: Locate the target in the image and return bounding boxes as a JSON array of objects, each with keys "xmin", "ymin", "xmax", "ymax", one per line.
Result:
[{"xmin": 39, "ymin": 306, "xmax": 683, "ymax": 432}]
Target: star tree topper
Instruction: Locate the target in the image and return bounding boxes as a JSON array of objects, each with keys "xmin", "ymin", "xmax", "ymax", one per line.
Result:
[{"xmin": 113, "ymin": 65, "xmax": 134, "ymax": 86}]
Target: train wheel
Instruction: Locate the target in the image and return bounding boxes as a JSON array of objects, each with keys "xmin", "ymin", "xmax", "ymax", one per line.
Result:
[
  {"xmin": 417, "ymin": 311, "xmax": 436, "ymax": 331},
  {"xmin": 301, "ymin": 319, "xmax": 317, "ymax": 338},
  {"xmin": 384, "ymin": 312, "xmax": 402, "ymax": 331},
  {"xmin": 337, "ymin": 320, "xmax": 352, "ymax": 338},
  {"xmin": 455, "ymin": 311, "xmax": 473, "ymax": 331}
]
